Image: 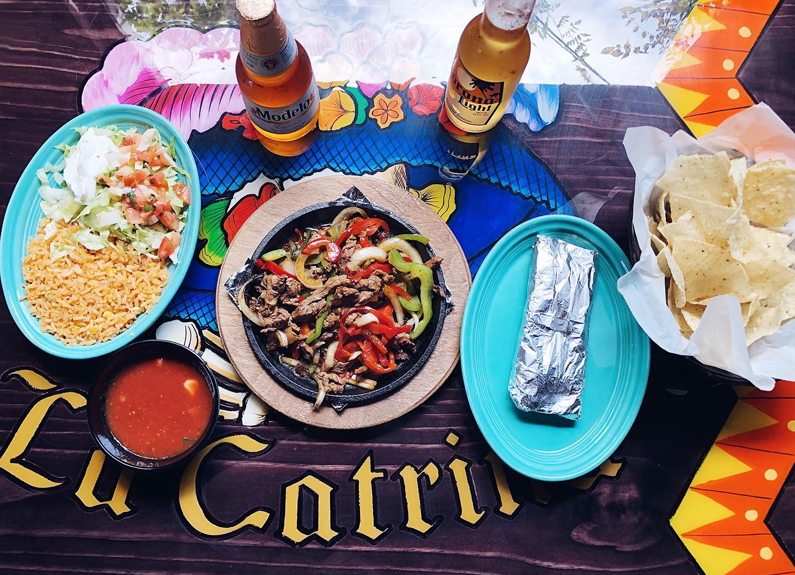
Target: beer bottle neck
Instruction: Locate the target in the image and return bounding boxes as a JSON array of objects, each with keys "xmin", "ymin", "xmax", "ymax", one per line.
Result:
[
  {"xmin": 238, "ymin": 1, "xmax": 298, "ymax": 78},
  {"xmin": 481, "ymin": 0, "xmax": 534, "ymax": 43}
]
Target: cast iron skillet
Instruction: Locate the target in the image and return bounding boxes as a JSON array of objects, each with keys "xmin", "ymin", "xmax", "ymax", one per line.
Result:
[{"xmin": 242, "ymin": 195, "xmax": 449, "ymax": 406}]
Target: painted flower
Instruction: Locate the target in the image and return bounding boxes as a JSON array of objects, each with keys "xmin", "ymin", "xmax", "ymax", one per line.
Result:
[
  {"xmin": 408, "ymin": 83, "xmax": 444, "ymax": 116},
  {"xmin": 198, "ymin": 181, "xmax": 279, "ymax": 267},
  {"xmin": 318, "ymin": 88, "xmax": 356, "ymax": 131},
  {"xmin": 222, "ymin": 112, "xmax": 259, "ymax": 140},
  {"xmin": 368, "ymin": 93, "xmax": 404, "ymax": 129},
  {"xmin": 223, "ymin": 182, "xmax": 279, "ymax": 242},
  {"xmin": 409, "ymin": 183, "xmax": 457, "ymax": 222}
]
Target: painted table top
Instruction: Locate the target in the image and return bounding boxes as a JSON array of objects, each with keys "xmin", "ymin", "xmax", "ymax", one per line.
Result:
[{"xmin": 1, "ymin": 1, "xmax": 794, "ymax": 574}]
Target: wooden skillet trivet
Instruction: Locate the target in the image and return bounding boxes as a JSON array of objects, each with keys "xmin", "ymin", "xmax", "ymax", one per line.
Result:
[{"xmin": 216, "ymin": 175, "xmax": 471, "ymax": 429}]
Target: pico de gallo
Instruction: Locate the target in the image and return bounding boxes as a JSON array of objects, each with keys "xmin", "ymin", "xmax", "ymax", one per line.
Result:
[
  {"xmin": 36, "ymin": 125, "xmax": 190, "ymax": 262},
  {"xmin": 238, "ymin": 206, "xmax": 443, "ymax": 409}
]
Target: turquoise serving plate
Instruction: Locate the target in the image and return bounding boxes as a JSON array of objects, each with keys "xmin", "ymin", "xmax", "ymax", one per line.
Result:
[
  {"xmin": 0, "ymin": 105, "xmax": 200, "ymax": 359},
  {"xmin": 460, "ymin": 215, "xmax": 649, "ymax": 481}
]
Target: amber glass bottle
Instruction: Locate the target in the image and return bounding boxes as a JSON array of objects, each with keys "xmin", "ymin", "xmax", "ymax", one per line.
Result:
[
  {"xmin": 443, "ymin": 0, "xmax": 534, "ymax": 133},
  {"xmin": 236, "ymin": 0, "xmax": 320, "ymax": 156}
]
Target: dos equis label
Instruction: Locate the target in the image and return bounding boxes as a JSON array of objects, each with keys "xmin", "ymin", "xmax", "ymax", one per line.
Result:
[
  {"xmin": 444, "ymin": 58, "xmax": 504, "ymax": 129},
  {"xmin": 242, "ymin": 80, "xmax": 320, "ymax": 136}
]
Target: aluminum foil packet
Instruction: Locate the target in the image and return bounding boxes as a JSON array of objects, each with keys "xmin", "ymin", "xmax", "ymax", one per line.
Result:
[{"xmin": 508, "ymin": 235, "xmax": 597, "ymax": 420}]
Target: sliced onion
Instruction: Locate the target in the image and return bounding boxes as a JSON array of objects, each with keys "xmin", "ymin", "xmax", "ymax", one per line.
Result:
[
  {"xmin": 280, "ymin": 356, "xmax": 300, "ymax": 368},
  {"xmin": 347, "ymin": 378, "xmax": 376, "ymax": 390},
  {"xmin": 325, "ymin": 341, "xmax": 338, "ymax": 369},
  {"xmin": 383, "ymin": 285, "xmax": 405, "ymax": 325},
  {"xmin": 312, "ymin": 349, "xmax": 321, "ymax": 365},
  {"xmin": 407, "ymin": 310, "xmax": 420, "ymax": 327},
  {"xmin": 275, "ymin": 330, "xmax": 289, "ymax": 347},
  {"xmin": 377, "ymin": 237, "xmax": 422, "ymax": 263},
  {"xmin": 348, "ymin": 246, "xmax": 387, "ymax": 270},
  {"xmin": 295, "ymin": 253, "xmax": 323, "ymax": 289},
  {"xmin": 312, "ymin": 374, "xmax": 326, "ymax": 410},
  {"xmin": 354, "ymin": 312, "xmax": 379, "ymax": 327},
  {"xmin": 347, "ymin": 351, "xmax": 362, "ymax": 362},
  {"xmin": 284, "ymin": 326, "xmax": 297, "ymax": 345},
  {"xmin": 237, "ymin": 278, "xmax": 263, "ymax": 326},
  {"xmin": 332, "ymin": 206, "xmax": 366, "ymax": 225},
  {"xmin": 281, "ymin": 258, "xmax": 297, "ymax": 276}
]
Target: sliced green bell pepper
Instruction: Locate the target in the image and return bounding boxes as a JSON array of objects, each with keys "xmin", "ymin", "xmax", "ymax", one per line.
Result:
[{"xmin": 388, "ymin": 249, "xmax": 434, "ymax": 340}]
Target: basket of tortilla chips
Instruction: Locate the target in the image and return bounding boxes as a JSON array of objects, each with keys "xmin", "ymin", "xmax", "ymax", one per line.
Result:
[{"xmin": 619, "ymin": 104, "xmax": 795, "ymax": 391}]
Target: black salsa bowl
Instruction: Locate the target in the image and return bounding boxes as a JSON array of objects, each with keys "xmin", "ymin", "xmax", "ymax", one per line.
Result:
[{"xmin": 242, "ymin": 198, "xmax": 449, "ymax": 406}]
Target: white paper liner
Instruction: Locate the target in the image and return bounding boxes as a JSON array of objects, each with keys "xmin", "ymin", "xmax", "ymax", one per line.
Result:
[{"xmin": 617, "ymin": 104, "xmax": 795, "ymax": 390}]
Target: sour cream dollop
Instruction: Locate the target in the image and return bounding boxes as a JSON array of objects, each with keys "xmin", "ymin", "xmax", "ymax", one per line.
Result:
[{"xmin": 63, "ymin": 128, "xmax": 119, "ymax": 204}]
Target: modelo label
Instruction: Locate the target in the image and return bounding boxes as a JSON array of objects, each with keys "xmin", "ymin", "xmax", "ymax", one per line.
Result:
[
  {"xmin": 240, "ymin": 31, "xmax": 297, "ymax": 77},
  {"xmin": 444, "ymin": 57, "xmax": 504, "ymax": 128},
  {"xmin": 243, "ymin": 80, "xmax": 319, "ymax": 136}
]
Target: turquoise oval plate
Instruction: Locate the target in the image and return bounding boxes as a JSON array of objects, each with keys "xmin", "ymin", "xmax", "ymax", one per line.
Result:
[
  {"xmin": 0, "ymin": 105, "xmax": 200, "ymax": 359},
  {"xmin": 461, "ymin": 215, "xmax": 649, "ymax": 481}
]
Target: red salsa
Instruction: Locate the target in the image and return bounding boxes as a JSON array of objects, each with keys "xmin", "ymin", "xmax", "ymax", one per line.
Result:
[{"xmin": 105, "ymin": 355, "xmax": 213, "ymax": 459}]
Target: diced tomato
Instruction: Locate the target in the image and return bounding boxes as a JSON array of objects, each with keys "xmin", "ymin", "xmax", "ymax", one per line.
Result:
[
  {"xmin": 159, "ymin": 210, "xmax": 179, "ymax": 231},
  {"xmin": 121, "ymin": 136, "xmax": 135, "ymax": 146},
  {"xmin": 157, "ymin": 237, "xmax": 175, "ymax": 259},
  {"xmin": 300, "ymin": 323, "xmax": 311, "ymax": 336},
  {"xmin": 133, "ymin": 169, "xmax": 149, "ymax": 183},
  {"xmin": 124, "ymin": 208, "xmax": 145, "ymax": 225},
  {"xmin": 150, "ymin": 171, "xmax": 167, "ymax": 189},
  {"xmin": 174, "ymin": 181, "xmax": 191, "ymax": 206},
  {"xmin": 134, "ymin": 185, "xmax": 153, "ymax": 206}
]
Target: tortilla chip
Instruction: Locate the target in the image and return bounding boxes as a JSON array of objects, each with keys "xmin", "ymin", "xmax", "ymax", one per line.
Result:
[
  {"xmin": 681, "ymin": 302, "xmax": 706, "ymax": 332},
  {"xmin": 648, "ymin": 217, "xmax": 666, "ymax": 253},
  {"xmin": 654, "ymin": 190, "xmax": 670, "ymax": 224},
  {"xmin": 655, "ymin": 152, "xmax": 737, "ymax": 207},
  {"xmin": 741, "ymin": 296, "xmax": 760, "ymax": 326},
  {"xmin": 733, "ymin": 221, "xmax": 795, "ymax": 266},
  {"xmin": 744, "ymin": 259, "xmax": 795, "ymax": 299},
  {"xmin": 657, "ymin": 249, "xmax": 671, "ymax": 277},
  {"xmin": 660, "ymin": 247, "xmax": 687, "ymax": 307},
  {"xmin": 667, "ymin": 282, "xmax": 693, "ymax": 339},
  {"xmin": 667, "ymin": 195, "xmax": 743, "ymax": 248},
  {"xmin": 658, "ymin": 212, "xmax": 703, "ymax": 245},
  {"xmin": 672, "ymin": 238, "xmax": 751, "ymax": 302},
  {"xmin": 746, "ymin": 304, "xmax": 784, "ymax": 346},
  {"xmin": 742, "ymin": 163, "xmax": 795, "ymax": 227},
  {"xmin": 760, "ymin": 277, "xmax": 795, "ymax": 321},
  {"xmin": 730, "ymin": 157, "xmax": 748, "ymax": 203}
]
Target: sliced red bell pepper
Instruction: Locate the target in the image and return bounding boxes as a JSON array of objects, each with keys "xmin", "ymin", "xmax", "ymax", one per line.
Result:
[
  {"xmin": 336, "ymin": 229, "xmax": 353, "ymax": 247},
  {"xmin": 387, "ymin": 283, "xmax": 410, "ymax": 299},
  {"xmin": 264, "ymin": 260, "xmax": 298, "ymax": 279},
  {"xmin": 302, "ymin": 238, "xmax": 341, "ymax": 263},
  {"xmin": 366, "ymin": 322, "xmax": 412, "ymax": 339},
  {"xmin": 349, "ymin": 218, "xmax": 389, "ymax": 237},
  {"xmin": 357, "ymin": 340, "xmax": 396, "ymax": 374},
  {"xmin": 363, "ymin": 263, "xmax": 392, "ymax": 278},
  {"xmin": 358, "ymin": 237, "xmax": 372, "ymax": 248},
  {"xmin": 365, "ymin": 332, "xmax": 388, "ymax": 355},
  {"xmin": 254, "ymin": 258, "xmax": 266, "ymax": 271}
]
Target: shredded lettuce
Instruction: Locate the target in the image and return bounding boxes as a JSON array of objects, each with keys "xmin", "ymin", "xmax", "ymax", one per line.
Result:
[
  {"xmin": 50, "ymin": 242, "xmax": 75, "ymax": 261},
  {"xmin": 138, "ymin": 128, "xmax": 160, "ymax": 151},
  {"xmin": 38, "ymin": 124, "xmax": 188, "ymax": 257},
  {"xmin": 42, "ymin": 220, "xmax": 58, "ymax": 240}
]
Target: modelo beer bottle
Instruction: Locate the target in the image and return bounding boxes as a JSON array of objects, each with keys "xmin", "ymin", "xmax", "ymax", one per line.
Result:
[
  {"xmin": 236, "ymin": 0, "xmax": 320, "ymax": 156},
  {"xmin": 443, "ymin": 0, "xmax": 535, "ymax": 133}
]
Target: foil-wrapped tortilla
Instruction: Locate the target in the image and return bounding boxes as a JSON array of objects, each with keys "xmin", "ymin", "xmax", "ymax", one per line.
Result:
[{"xmin": 508, "ymin": 235, "xmax": 597, "ymax": 420}]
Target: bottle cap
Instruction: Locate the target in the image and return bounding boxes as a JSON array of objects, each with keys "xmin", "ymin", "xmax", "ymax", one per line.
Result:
[{"xmin": 237, "ymin": 0, "xmax": 289, "ymax": 56}]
